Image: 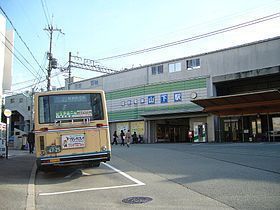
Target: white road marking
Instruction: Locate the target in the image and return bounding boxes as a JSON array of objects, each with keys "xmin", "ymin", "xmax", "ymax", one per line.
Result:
[
  {"xmin": 39, "ymin": 184, "xmax": 143, "ymax": 196},
  {"xmin": 102, "ymin": 162, "xmax": 145, "ymax": 185},
  {"xmin": 39, "ymin": 163, "xmax": 145, "ymax": 196}
]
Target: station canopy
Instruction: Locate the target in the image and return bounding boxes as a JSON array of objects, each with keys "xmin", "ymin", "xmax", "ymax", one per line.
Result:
[{"xmin": 191, "ymin": 89, "xmax": 280, "ymax": 116}]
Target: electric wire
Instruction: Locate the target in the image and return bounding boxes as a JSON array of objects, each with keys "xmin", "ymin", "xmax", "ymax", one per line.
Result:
[
  {"xmin": 31, "ymin": 53, "xmax": 48, "ymax": 89},
  {"xmin": 0, "ymin": 31, "xmax": 47, "ymax": 78},
  {"xmin": 149, "ymin": 1, "xmax": 280, "ymax": 43},
  {"xmin": 43, "ymin": 0, "xmax": 52, "ymax": 25},
  {"xmin": 40, "ymin": 0, "xmax": 51, "ymax": 26},
  {"xmin": 1, "ymin": 40, "xmax": 41, "ymax": 80},
  {"xmin": 0, "ymin": 6, "xmax": 46, "ymax": 75},
  {"xmin": 12, "ymin": 71, "xmax": 64, "ymax": 92},
  {"xmin": 97, "ymin": 12, "xmax": 280, "ymax": 61},
  {"xmin": 17, "ymin": 0, "xmax": 42, "ymax": 41},
  {"xmin": 13, "ymin": 78, "xmax": 38, "ymax": 86}
]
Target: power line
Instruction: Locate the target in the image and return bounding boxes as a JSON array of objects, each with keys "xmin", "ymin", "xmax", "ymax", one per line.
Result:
[
  {"xmin": 97, "ymin": 12, "xmax": 280, "ymax": 61},
  {"xmin": 0, "ymin": 40, "xmax": 41, "ymax": 80},
  {"xmin": 40, "ymin": 0, "xmax": 51, "ymax": 26},
  {"xmin": 12, "ymin": 78, "xmax": 38, "ymax": 86},
  {"xmin": 12, "ymin": 71, "xmax": 64, "ymax": 92},
  {"xmin": 32, "ymin": 52, "xmax": 48, "ymax": 89},
  {"xmin": 0, "ymin": 6, "xmax": 46, "ymax": 75},
  {"xmin": 0, "ymin": 31, "xmax": 47, "ymax": 78},
  {"xmin": 43, "ymin": 0, "xmax": 51, "ymax": 24}
]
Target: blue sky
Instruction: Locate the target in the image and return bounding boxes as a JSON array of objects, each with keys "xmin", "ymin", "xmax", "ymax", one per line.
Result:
[{"xmin": 1, "ymin": 0, "xmax": 280, "ymax": 92}]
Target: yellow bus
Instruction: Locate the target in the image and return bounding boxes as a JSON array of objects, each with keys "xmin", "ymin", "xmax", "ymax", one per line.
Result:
[{"xmin": 34, "ymin": 90, "xmax": 111, "ymax": 170}]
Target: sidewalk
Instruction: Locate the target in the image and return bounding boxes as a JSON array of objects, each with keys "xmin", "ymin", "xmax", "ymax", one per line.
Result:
[{"xmin": 0, "ymin": 149, "xmax": 36, "ymax": 210}]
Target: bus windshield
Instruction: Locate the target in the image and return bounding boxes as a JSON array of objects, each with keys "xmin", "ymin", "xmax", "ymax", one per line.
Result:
[{"xmin": 38, "ymin": 93, "xmax": 104, "ymax": 124}]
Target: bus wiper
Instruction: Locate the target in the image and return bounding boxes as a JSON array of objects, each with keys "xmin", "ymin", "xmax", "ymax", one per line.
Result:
[{"xmin": 54, "ymin": 118, "xmax": 91, "ymax": 126}]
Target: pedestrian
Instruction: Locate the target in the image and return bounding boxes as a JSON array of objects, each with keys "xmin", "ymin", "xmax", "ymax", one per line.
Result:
[
  {"xmin": 27, "ymin": 130, "xmax": 35, "ymax": 154},
  {"xmin": 125, "ymin": 130, "xmax": 131, "ymax": 147},
  {"xmin": 132, "ymin": 131, "xmax": 138, "ymax": 144},
  {"xmin": 112, "ymin": 131, "xmax": 118, "ymax": 145},
  {"xmin": 138, "ymin": 134, "xmax": 144, "ymax": 143},
  {"xmin": 120, "ymin": 130, "xmax": 125, "ymax": 146}
]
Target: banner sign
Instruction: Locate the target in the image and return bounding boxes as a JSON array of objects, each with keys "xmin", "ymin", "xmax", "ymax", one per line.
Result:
[{"xmin": 61, "ymin": 134, "xmax": 85, "ymax": 149}]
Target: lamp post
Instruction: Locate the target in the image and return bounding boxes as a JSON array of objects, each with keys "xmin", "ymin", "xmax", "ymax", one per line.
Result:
[{"xmin": 4, "ymin": 109, "xmax": 11, "ymax": 159}]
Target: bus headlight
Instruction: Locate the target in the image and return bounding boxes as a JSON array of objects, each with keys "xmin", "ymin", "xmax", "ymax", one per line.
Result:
[{"xmin": 101, "ymin": 146, "xmax": 107, "ymax": 151}]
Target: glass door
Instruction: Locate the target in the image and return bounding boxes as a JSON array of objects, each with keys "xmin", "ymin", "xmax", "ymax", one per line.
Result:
[
  {"xmin": 251, "ymin": 118, "xmax": 262, "ymax": 141},
  {"xmin": 223, "ymin": 119, "xmax": 239, "ymax": 142}
]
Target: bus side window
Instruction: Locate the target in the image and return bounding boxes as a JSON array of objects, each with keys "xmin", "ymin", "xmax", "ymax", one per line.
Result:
[{"xmin": 91, "ymin": 94, "xmax": 103, "ymax": 120}]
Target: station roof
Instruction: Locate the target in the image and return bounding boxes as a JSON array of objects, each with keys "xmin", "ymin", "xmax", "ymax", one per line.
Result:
[{"xmin": 192, "ymin": 89, "xmax": 280, "ymax": 116}]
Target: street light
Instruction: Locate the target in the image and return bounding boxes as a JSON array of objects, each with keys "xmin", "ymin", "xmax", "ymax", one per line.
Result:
[{"xmin": 4, "ymin": 109, "xmax": 11, "ymax": 159}]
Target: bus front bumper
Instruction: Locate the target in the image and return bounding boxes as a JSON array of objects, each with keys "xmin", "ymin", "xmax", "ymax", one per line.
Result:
[{"xmin": 36, "ymin": 151, "xmax": 111, "ymax": 167}]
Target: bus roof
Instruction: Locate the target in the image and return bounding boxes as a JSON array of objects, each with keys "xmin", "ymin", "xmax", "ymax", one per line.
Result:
[{"xmin": 34, "ymin": 89, "xmax": 105, "ymax": 97}]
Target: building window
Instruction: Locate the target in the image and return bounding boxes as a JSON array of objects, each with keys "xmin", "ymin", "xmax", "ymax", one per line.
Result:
[
  {"xmin": 186, "ymin": 58, "xmax": 200, "ymax": 70},
  {"xmin": 75, "ymin": 83, "xmax": 82, "ymax": 89},
  {"xmin": 91, "ymin": 80, "xmax": 98, "ymax": 86},
  {"xmin": 169, "ymin": 62, "xmax": 181, "ymax": 73},
  {"xmin": 151, "ymin": 65, "xmax": 163, "ymax": 75},
  {"xmin": 19, "ymin": 98, "xmax": 23, "ymax": 103},
  {"xmin": 151, "ymin": 67, "xmax": 157, "ymax": 75},
  {"xmin": 28, "ymin": 106, "xmax": 31, "ymax": 111},
  {"xmin": 10, "ymin": 98, "xmax": 15, "ymax": 103}
]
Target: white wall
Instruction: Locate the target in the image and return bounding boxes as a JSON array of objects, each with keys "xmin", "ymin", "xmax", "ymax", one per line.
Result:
[
  {"xmin": 206, "ymin": 38, "xmax": 280, "ymax": 77},
  {"xmin": 5, "ymin": 93, "xmax": 32, "ymax": 120},
  {"xmin": 0, "ymin": 15, "xmax": 6, "ymax": 122},
  {"xmin": 3, "ymin": 30, "xmax": 13, "ymax": 91}
]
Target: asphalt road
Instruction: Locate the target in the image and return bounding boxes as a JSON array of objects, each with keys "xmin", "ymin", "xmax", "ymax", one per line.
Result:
[{"xmin": 35, "ymin": 143, "xmax": 280, "ymax": 210}]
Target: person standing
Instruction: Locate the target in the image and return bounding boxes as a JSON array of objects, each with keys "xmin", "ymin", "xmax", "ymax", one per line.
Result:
[
  {"xmin": 120, "ymin": 130, "xmax": 125, "ymax": 146},
  {"xmin": 112, "ymin": 131, "xmax": 118, "ymax": 145},
  {"xmin": 132, "ymin": 131, "xmax": 138, "ymax": 144},
  {"xmin": 27, "ymin": 130, "xmax": 35, "ymax": 154},
  {"xmin": 125, "ymin": 130, "xmax": 131, "ymax": 147}
]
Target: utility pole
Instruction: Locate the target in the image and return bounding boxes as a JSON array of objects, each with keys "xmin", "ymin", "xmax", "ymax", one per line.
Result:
[
  {"xmin": 30, "ymin": 88, "xmax": 35, "ymax": 131},
  {"xmin": 44, "ymin": 25, "xmax": 64, "ymax": 91},
  {"xmin": 68, "ymin": 52, "xmax": 71, "ymax": 90}
]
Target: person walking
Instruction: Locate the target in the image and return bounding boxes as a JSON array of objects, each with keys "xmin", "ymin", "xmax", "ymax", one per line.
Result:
[
  {"xmin": 112, "ymin": 131, "xmax": 118, "ymax": 145},
  {"xmin": 27, "ymin": 130, "xmax": 35, "ymax": 154},
  {"xmin": 120, "ymin": 130, "xmax": 125, "ymax": 146},
  {"xmin": 125, "ymin": 130, "xmax": 131, "ymax": 147}
]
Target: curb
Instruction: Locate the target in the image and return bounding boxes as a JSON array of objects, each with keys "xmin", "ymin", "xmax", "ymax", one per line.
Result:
[{"xmin": 26, "ymin": 162, "xmax": 37, "ymax": 210}]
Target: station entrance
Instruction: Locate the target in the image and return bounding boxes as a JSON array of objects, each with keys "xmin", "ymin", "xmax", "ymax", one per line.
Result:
[
  {"xmin": 220, "ymin": 114, "xmax": 280, "ymax": 142},
  {"xmin": 193, "ymin": 89, "xmax": 280, "ymax": 142},
  {"xmin": 156, "ymin": 118, "xmax": 190, "ymax": 143}
]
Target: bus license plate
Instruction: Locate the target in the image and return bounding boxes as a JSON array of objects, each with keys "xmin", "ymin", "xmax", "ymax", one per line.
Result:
[
  {"xmin": 46, "ymin": 145, "xmax": 61, "ymax": 154},
  {"xmin": 50, "ymin": 158, "xmax": 60, "ymax": 163}
]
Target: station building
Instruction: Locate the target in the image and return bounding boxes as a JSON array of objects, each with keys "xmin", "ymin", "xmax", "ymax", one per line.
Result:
[
  {"xmin": 68, "ymin": 36, "xmax": 280, "ymax": 143},
  {"xmin": 8, "ymin": 36, "xmax": 277, "ymax": 144}
]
